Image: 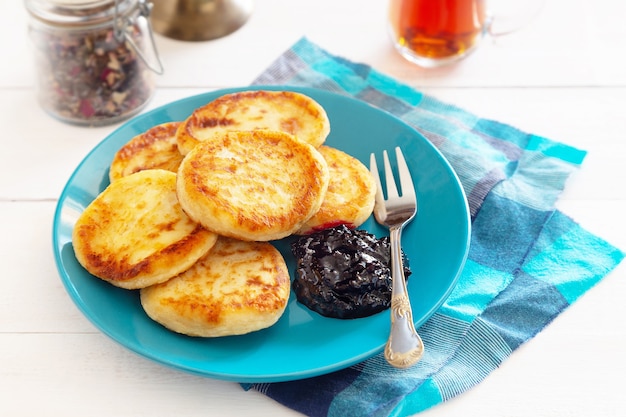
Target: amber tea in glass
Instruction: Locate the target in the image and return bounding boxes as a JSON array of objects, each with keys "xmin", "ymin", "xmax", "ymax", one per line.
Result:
[{"xmin": 389, "ymin": 0, "xmax": 489, "ymax": 67}]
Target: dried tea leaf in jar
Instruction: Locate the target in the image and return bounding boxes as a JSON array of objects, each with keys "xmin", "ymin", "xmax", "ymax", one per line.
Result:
[{"xmin": 25, "ymin": 0, "xmax": 163, "ymax": 126}]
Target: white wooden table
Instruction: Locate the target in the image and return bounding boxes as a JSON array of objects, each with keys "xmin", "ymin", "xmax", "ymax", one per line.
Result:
[{"xmin": 2, "ymin": 1, "xmax": 625, "ymax": 416}]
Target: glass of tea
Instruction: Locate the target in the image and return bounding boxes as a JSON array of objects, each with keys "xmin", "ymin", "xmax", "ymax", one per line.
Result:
[{"xmin": 388, "ymin": 0, "xmax": 544, "ymax": 67}]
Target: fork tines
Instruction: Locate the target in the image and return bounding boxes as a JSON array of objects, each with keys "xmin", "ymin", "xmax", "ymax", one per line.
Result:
[{"xmin": 370, "ymin": 147, "xmax": 415, "ymax": 201}]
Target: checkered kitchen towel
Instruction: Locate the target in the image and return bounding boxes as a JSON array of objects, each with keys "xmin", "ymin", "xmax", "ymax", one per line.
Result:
[{"xmin": 245, "ymin": 38, "xmax": 624, "ymax": 417}]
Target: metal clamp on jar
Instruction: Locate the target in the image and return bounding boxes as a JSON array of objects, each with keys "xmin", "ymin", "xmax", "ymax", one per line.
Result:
[{"xmin": 26, "ymin": 0, "xmax": 164, "ymax": 126}]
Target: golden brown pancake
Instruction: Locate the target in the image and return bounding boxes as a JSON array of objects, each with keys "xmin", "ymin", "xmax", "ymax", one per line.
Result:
[
  {"xmin": 109, "ymin": 122, "xmax": 184, "ymax": 182},
  {"xmin": 176, "ymin": 90, "xmax": 330, "ymax": 155},
  {"xmin": 296, "ymin": 145, "xmax": 376, "ymax": 234},
  {"xmin": 72, "ymin": 169, "xmax": 218, "ymax": 289},
  {"xmin": 176, "ymin": 130, "xmax": 330, "ymax": 241},
  {"xmin": 140, "ymin": 237, "xmax": 291, "ymax": 337}
]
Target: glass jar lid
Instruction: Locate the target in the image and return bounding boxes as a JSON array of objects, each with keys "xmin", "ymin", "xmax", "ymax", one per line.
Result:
[{"xmin": 25, "ymin": 0, "xmax": 137, "ymax": 27}]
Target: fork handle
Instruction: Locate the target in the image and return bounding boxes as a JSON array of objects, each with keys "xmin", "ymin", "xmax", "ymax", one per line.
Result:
[{"xmin": 384, "ymin": 226, "xmax": 424, "ymax": 369}]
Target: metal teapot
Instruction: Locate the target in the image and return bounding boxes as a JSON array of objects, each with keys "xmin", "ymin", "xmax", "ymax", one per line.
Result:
[{"xmin": 151, "ymin": 0, "xmax": 253, "ymax": 41}]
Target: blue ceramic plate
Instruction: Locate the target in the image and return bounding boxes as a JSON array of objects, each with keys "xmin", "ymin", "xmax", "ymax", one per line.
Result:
[{"xmin": 52, "ymin": 86, "xmax": 470, "ymax": 383}]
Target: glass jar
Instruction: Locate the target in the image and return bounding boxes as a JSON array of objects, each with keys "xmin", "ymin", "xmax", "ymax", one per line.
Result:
[{"xmin": 25, "ymin": 0, "xmax": 163, "ymax": 126}]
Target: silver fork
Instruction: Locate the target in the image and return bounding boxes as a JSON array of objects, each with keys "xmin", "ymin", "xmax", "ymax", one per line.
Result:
[{"xmin": 370, "ymin": 147, "xmax": 424, "ymax": 369}]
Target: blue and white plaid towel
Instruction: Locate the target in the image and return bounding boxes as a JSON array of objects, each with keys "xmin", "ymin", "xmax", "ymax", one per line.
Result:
[{"xmin": 244, "ymin": 38, "xmax": 624, "ymax": 417}]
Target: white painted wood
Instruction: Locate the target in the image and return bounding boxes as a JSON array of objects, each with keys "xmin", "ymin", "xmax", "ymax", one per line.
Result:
[{"xmin": 2, "ymin": 0, "xmax": 625, "ymax": 416}]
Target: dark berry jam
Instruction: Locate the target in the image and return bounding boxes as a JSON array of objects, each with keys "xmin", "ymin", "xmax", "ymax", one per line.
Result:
[{"xmin": 291, "ymin": 224, "xmax": 411, "ymax": 319}]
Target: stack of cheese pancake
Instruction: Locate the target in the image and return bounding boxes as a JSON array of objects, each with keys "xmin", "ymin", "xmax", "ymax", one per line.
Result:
[{"xmin": 72, "ymin": 90, "xmax": 376, "ymax": 337}]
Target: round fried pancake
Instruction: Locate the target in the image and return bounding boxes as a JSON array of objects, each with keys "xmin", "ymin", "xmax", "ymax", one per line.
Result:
[
  {"xmin": 176, "ymin": 90, "xmax": 330, "ymax": 155},
  {"xmin": 72, "ymin": 169, "xmax": 218, "ymax": 289},
  {"xmin": 296, "ymin": 146, "xmax": 376, "ymax": 234},
  {"xmin": 109, "ymin": 122, "xmax": 184, "ymax": 182},
  {"xmin": 176, "ymin": 130, "xmax": 330, "ymax": 241},
  {"xmin": 140, "ymin": 237, "xmax": 291, "ymax": 337}
]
